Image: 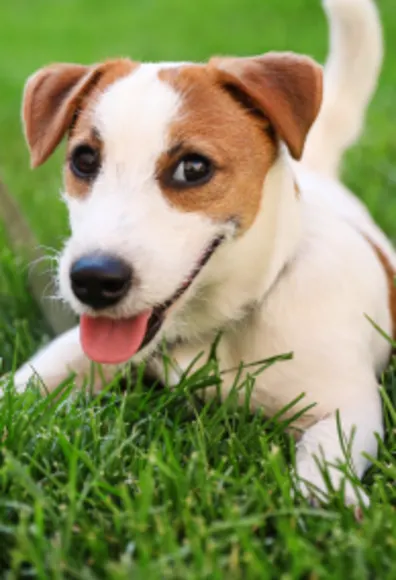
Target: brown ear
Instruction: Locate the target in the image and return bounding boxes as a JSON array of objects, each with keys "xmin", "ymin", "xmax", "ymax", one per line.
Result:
[
  {"xmin": 22, "ymin": 63, "xmax": 96, "ymax": 167},
  {"xmin": 22, "ymin": 59, "xmax": 135, "ymax": 168},
  {"xmin": 209, "ymin": 52, "xmax": 323, "ymax": 160}
]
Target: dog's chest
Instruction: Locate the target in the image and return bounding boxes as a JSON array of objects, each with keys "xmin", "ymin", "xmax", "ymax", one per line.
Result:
[{"xmin": 152, "ymin": 305, "xmax": 319, "ymax": 424}]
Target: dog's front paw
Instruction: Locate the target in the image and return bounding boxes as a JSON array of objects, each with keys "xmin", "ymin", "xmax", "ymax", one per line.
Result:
[
  {"xmin": 0, "ymin": 369, "xmax": 34, "ymax": 396},
  {"xmin": 11, "ymin": 364, "xmax": 42, "ymax": 394},
  {"xmin": 295, "ymin": 457, "xmax": 370, "ymax": 507}
]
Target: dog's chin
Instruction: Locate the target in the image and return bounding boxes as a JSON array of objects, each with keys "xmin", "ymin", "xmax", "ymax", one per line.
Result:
[{"xmin": 78, "ymin": 235, "xmax": 225, "ymax": 365}]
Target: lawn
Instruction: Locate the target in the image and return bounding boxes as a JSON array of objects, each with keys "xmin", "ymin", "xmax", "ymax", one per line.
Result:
[{"xmin": 1, "ymin": 0, "xmax": 396, "ymax": 577}]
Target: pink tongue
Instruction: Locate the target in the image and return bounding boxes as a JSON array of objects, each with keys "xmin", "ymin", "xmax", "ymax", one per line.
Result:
[{"xmin": 80, "ymin": 311, "xmax": 152, "ymax": 364}]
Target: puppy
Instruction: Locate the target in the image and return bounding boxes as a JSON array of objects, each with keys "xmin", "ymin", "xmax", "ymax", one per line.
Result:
[{"xmin": 12, "ymin": 0, "xmax": 391, "ymax": 504}]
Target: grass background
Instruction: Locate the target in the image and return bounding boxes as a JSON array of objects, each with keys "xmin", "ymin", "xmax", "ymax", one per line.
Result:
[{"xmin": 1, "ymin": 0, "xmax": 396, "ymax": 577}]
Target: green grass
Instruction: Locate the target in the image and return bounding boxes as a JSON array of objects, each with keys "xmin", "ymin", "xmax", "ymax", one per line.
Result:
[{"xmin": 1, "ymin": 0, "xmax": 396, "ymax": 577}]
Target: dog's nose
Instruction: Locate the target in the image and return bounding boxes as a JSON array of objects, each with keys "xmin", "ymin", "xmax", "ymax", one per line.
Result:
[{"xmin": 70, "ymin": 254, "xmax": 132, "ymax": 309}]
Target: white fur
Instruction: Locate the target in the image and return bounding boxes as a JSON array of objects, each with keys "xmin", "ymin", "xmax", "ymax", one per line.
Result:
[
  {"xmin": 303, "ymin": 0, "xmax": 383, "ymax": 177},
  {"xmin": 13, "ymin": 0, "xmax": 392, "ymax": 505}
]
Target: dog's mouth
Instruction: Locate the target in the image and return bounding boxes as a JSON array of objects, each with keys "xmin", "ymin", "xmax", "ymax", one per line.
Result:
[{"xmin": 80, "ymin": 235, "xmax": 224, "ymax": 365}]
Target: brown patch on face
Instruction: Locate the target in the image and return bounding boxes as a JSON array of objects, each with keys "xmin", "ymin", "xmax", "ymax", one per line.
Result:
[
  {"xmin": 158, "ymin": 65, "xmax": 278, "ymax": 232},
  {"xmin": 64, "ymin": 60, "xmax": 139, "ymax": 198},
  {"xmin": 366, "ymin": 239, "xmax": 396, "ymax": 339}
]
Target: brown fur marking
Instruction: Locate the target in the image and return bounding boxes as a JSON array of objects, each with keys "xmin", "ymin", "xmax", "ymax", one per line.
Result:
[
  {"xmin": 158, "ymin": 65, "xmax": 278, "ymax": 232},
  {"xmin": 367, "ymin": 239, "xmax": 396, "ymax": 339}
]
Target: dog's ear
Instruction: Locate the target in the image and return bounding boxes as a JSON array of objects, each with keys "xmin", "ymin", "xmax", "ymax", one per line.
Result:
[
  {"xmin": 209, "ymin": 52, "xmax": 323, "ymax": 160},
  {"xmin": 23, "ymin": 59, "xmax": 135, "ymax": 168},
  {"xmin": 22, "ymin": 63, "xmax": 99, "ymax": 167},
  {"xmin": 22, "ymin": 63, "xmax": 109, "ymax": 168}
]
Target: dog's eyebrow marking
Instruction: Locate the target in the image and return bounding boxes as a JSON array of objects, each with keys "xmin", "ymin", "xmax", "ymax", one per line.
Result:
[
  {"xmin": 362, "ymin": 234, "xmax": 396, "ymax": 340},
  {"xmin": 69, "ymin": 126, "xmax": 103, "ymax": 152},
  {"xmin": 165, "ymin": 141, "xmax": 220, "ymax": 163},
  {"xmin": 166, "ymin": 142, "xmax": 185, "ymax": 158}
]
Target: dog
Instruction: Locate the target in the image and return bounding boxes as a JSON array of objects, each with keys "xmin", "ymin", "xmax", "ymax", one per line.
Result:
[{"xmin": 10, "ymin": 0, "xmax": 391, "ymax": 505}]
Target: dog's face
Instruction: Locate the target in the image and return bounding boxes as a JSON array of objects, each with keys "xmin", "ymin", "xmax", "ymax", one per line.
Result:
[{"xmin": 22, "ymin": 55, "xmax": 322, "ymax": 364}]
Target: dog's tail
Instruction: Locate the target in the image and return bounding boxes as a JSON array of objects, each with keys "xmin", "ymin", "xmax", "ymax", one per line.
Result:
[{"xmin": 302, "ymin": 0, "xmax": 383, "ymax": 178}]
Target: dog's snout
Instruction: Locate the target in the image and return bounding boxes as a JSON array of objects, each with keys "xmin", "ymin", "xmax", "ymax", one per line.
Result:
[{"xmin": 70, "ymin": 255, "xmax": 132, "ymax": 309}]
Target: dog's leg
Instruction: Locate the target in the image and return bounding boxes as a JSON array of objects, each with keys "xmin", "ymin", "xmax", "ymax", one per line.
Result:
[
  {"xmin": 295, "ymin": 382, "xmax": 383, "ymax": 506},
  {"xmin": 151, "ymin": 341, "xmax": 214, "ymax": 387},
  {"xmin": 9, "ymin": 326, "xmax": 120, "ymax": 394},
  {"xmin": 150, "ymin": 338, "xmax": 238, "ymax": 397}
]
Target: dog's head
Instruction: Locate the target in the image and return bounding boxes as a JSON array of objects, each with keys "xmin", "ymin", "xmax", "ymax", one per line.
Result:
[{"xmin": 22, "ymin": 55, "xmax": 322, "ymax": 364}]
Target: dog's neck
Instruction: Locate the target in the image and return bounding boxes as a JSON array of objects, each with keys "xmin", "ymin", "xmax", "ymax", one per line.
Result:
[{"xmin": 169, "ymin": 149, "xmax": 302, "ymax": 342}]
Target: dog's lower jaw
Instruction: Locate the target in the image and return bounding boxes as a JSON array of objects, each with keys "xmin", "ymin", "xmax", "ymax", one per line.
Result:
[{"xmin": 294, "ymin": 398, "xmax": 382, "ymax": 507}]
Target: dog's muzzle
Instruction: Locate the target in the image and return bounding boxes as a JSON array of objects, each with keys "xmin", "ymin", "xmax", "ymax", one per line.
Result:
[{"xmin": 75, "ymin": 235, "xmax": 225, "ymax": 365}]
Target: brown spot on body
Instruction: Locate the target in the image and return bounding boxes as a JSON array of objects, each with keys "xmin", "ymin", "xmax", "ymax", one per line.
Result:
[{"xmin": 367, "ymin": 239, "xmax": 396, "ymax": 339}]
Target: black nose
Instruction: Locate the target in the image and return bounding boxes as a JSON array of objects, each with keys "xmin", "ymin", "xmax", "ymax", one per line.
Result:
[{"xmin": 70, "ymin": 255, "xmax": 132, "ymax": 309}]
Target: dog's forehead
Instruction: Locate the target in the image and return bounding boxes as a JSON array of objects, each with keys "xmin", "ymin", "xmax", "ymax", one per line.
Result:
[
  {"xmin": 92, "ymin": 63, "xmax": 190, "ymax": 155},
  {"xmin": 90, "ymin": 62, "xmax": 238, "ymax": 153},
  {"xmin": 91, "ymin": 62, "xmax": 255, "ymax": 166}
]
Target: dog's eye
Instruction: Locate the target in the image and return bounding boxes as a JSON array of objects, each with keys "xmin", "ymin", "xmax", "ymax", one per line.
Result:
[
  {"xmin": 70, "ymin": 145, "xmax": 100, "ymax": 179},
  {"xmin": 171, "ymin": 154, "xmax": 213, "ymax": 187}
]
